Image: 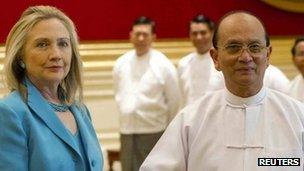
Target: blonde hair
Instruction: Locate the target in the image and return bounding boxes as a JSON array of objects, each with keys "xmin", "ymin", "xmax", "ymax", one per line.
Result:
[{"xmin": 4, "ymin": 5, "xmax": 83, "ymax": 104}]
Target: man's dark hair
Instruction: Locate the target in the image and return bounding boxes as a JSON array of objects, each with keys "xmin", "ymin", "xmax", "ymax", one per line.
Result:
[
  {"xmin": 291, "ymin": 37, "xmax": 304, "ymax": 57},
  {"xmin": 190, "ymin": 14, "xmax": 215, "ymax": 31},
  {"xmin": 133, "ymin": 16, "xmax": 155, "ymax": 33},
  {"xmin": 212, "ymin": 11, "xmax": 270, "ymax": 49}
]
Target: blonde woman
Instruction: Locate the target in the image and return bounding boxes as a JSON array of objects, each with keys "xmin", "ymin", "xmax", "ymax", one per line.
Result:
[{"xmin": 0, "ymin": 6, "xmax": 103, "ymax": 170}]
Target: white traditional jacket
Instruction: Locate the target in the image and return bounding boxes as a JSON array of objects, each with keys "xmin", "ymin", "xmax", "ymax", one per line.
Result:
[
  {"xmin": 289, "ymin": 74, "xmax": 304, "ymax": 102},
  {"xmin": 140, "ymin": 87, "xmax": 304, "ymax": 171},
  {"xmin": 113, "ymin": 49, "xmax": 181, "ymax": 134},
  {"xmin": 178, "ymin": 52, "xmax": 224, "ymax": 106},
  {"xmin": 264, "ymin": 64, "xmax": 290, "ymax": 93}
]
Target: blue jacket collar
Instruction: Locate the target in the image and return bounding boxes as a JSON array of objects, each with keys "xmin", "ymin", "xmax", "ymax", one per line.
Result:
[{"xmin": 25, "ymin": 79, "xmax": 81, "ymax": 155}]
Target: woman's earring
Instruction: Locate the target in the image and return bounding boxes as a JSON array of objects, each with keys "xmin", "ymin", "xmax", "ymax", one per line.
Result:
[{"xmin": 19, "ymin": 61, "xmax": 25, "ymax": 69}]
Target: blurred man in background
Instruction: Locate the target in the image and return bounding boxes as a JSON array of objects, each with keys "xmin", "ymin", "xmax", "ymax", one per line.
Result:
[
  {"xmin": 113, "ymin": 16, "xmax": 181, "ymax": 171},
  {"xmin": 178, "ymin": 14, "xmax": 223, "ymax": 106},
  {"xmin": 288, "ymin": 37, "xmax": 304, "ymax": 102}
]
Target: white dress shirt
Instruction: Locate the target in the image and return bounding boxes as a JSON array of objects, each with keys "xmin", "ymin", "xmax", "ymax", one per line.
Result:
[
  {"xmin": 113, "ymin": 49, "xmax": 181, "ymax": 134},
  {"xmin": 178, "ymin": 52, "xmax": 224, "ymax": 106},
  {"xmin": 264, "ymin": 64, "xmax": 290, "ymax": 93},
  {"xmin": 140, "ymin": 87, "xmax": 304, "ymax": 171},
  {"xmin": 288, "ymin": 74, "xmax": 304, "ymax": 102}
]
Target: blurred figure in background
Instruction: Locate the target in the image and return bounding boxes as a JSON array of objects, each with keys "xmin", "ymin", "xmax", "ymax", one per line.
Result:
[
  {"xmin": 264, "ymin": 64, "xmax": 290, "ymax": 93},
  {"xmin": 0, "ymin": 5, "xmax": 103, "ymax": 171},
  {"xmin": 288, "ymin": 37, "xmax": 304, "ymax": 102},
  {"xmin": 113, "ymin": 16, "xmax": 181, "ymax": 171},
  {"xmin": 178, "ymin": 14, "xmax": 224, "ymax": 106}
]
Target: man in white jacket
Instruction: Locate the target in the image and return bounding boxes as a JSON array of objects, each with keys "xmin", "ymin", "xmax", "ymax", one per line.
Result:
[
  {"xmin": 288, "ymin": 37, "xmax": 304, "ymax": 102},
  {"xmin": 140, "ymin": 11, "xmax": 304, "ymax": 171},
  {"xmin": 113, "ymin": 16, "xmax": 181, "ymax": 171},
  {"xmin": 178, "ymin": 14, "xmax": 224, "ymax": 106}
]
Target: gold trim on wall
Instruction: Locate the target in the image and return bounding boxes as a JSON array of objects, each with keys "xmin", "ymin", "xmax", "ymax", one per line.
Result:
[{"xmin": 261, "ymin": 0, "xmax": 304, "ymax": 13}]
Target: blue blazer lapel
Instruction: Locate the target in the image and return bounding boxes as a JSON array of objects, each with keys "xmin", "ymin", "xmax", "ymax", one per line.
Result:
[
  {"xmin": 71, "ymin": 105, "xmax": 104, "ymax": 170},
  {"xmin": 25, "ymin": 79, "xmax": 79, "ymax": 154},
  {"xmin": 70, "ymin": 105, "xmax": 89, "ymax": 152}
]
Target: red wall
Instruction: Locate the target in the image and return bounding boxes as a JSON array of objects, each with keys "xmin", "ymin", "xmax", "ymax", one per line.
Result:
[{"xmin": 1, "ymin": 0, "xmax": 304, "ymax": 43}]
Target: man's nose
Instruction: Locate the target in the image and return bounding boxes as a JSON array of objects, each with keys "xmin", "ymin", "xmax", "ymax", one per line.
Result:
[
  {"xmin": 238, "ymin": 48, "xmax": 253, "ymax": 62},
  {"xmin": 196, "ymin": 33, "xmax": 202, "ymax": 40},
  {"xmin": 138, "ymin": 34, "xmax": 145, "ymax": 41}
]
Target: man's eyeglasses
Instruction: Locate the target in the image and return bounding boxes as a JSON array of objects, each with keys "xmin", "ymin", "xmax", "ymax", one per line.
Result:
[{"xmin": 217, "ymin": 43, "xmax": 268, "ymax": 57}]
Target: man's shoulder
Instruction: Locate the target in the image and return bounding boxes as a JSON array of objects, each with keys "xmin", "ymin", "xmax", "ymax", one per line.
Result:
[
  {"xmin": 267, "ymin": 64, "xmax": 281, "ymax": 71},
  {"xmin": 290, "ymin": 74, "xmax": 302, "ymax": 84},
  {"xmin": 150, "ymin": 49, "xmax": 175, "ymax": 68},
  {"xmin": 267, "ymin": 88, "xmax": 303, "ymax": 107},
  {"xmin": 177, "ymin": 89, "xmax": 224, "ymax": 127},
  {"xmin": 181, "ymin": 90, "xmax": 224, "ymax": 115},
  {"xmin": 178, "ymin": 52, "xmax": 195, "ymax": 68},
  {"xmin": 114, "ymin": 50, "xmax": 135, "ymax": 69},
  {"xmin": 267, "ymin": 88, "xmax": 304, "ymax": 125},
  {"xmin": 117, "ymin": 50, "xmax": 134, "ymax": 61},
  {"xmin": 150, "ymin": 49, "xmax": 169, "ymax": 60},
  {"xmin": 265, "ymin": 64, "xmax": 287, "ymax": 77}
]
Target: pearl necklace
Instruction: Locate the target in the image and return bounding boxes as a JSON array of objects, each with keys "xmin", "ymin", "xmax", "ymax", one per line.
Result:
[{"xmin": 48, "ymin": 101, "xmax": 69, "ymax": 112}]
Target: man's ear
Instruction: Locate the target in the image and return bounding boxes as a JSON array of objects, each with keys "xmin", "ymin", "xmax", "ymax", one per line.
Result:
[
  {"xmin": 152, "ymin": 33, "xmax": 156, "ymax": 41},
  {"xmin": 129, "ymin": 31, "xmax": 133, "ymax": 41},
  {"xmin": 265, "ymin": 45, "xmax": 272, "ymax": 68},
  {"xmin": 210, "ymin": 48, "xmax": 221, "ymax": 71}
]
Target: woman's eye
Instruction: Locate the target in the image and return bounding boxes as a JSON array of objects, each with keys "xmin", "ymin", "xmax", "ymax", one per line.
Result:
[
  {"xmin": 58, "ymin": 41, "xmax": 69, "ymax": 47},
  {"xmin": 36, "ymin": 42, "xmax": 48, "ymax": 48}
]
